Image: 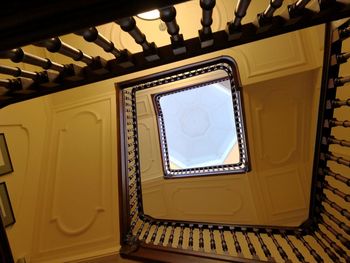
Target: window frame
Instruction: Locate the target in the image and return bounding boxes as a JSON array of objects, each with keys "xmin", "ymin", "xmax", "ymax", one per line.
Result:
[
  {"xmin": 120, "ymin": 56, "xmax": 250, "ymax": 179},
  {"xmin": 154, "ymin": 77, "xmax": 249, "ymax": 178}
]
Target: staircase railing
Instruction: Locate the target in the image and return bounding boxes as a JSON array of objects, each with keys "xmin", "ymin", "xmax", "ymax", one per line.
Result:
[
  {"xmin": 118, "ymin": 21, "xmax": 350, "ymax": 262},
  {"xmin": 0, "ymin": 1, "xmax": 349, "ymax": 262},
  {"xmin": 1, "ymin": 1, "xmax": 350, "ymax": 109}
]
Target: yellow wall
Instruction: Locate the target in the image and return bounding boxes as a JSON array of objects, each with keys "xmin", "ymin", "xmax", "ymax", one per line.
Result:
[{"xmin": 0, "ymin": 23, "xmax": 325, "ymax": 262}]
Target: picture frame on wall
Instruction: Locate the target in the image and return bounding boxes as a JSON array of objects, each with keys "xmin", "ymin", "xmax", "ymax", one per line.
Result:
[
  {"xmin": 0, "ymin": 133, "xmax": 13, "ymax": 176},
  {"xmin": 0, "ymin": 182, "xmax": 15, "ymax": 227}
]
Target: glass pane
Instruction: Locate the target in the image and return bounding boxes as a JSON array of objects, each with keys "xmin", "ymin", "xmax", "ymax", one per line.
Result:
[{"xmin": 158, "ymin": 79, "xmax": 239, "ymax": 170}]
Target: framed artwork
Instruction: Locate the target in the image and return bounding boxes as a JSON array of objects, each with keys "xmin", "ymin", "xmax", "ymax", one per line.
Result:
[
  {"xmin": 0, "ymin": 133, "xmax": 13, "ymax": 176},
  {"xmin": 0, "ymin": 182, "xmax": 15, "ymax": 227}
]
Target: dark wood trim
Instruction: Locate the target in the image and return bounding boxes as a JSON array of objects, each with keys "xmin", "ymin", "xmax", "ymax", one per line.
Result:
[
  {"xmin": 150, "ymin": 77, "xmax": 232, "ymax": 178},
  {"xmin": 2, "ymin": 4, "xmax": 350, "ymax": 109},
  {"xmin": 124, "ymin": 242, "xmax": 268, "ymax": 263},
  {"xmin": 116, "ymin": 86, "xmax": 132, "ymax": 245},
  {"xmin": 130, "ymin": 88, "xmax": 145, "ymax": 217},
  {"xmin": 151, "ymin": 75, "xmax": 248, "ymax": 178},
  {"xmin": 141, "ymin": 214, "xmax": 305, "ymax": 235},
  {"xmin": 117, "ymin": 56, "xmax": 240, "ymax": 89},
  {"xmin": 0, "ymin": 0, "xmax": 190, "ymax": 51},
  {"xmin": 308, "ymin": 23, "xmax": 342, "ymax": 221}
]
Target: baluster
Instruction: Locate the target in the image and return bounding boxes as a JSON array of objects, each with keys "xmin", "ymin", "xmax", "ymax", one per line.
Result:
[
  {"xmin": 296, "ymin": 233, "xmax": 323, "ymax": 262},
  {"xmin": 130, "ymin": 216, "xmax": 139, "ymax": 231},
  {"xmin": 128, "ymin": 165, "xmax": 136, "ymax": 172},
  {"xmin": 158, "ymin": 222, "xmax": 168, "ymax": 246},
  {"xmin": 280, "ymin": 231, "xmax": 305, "ymax": 262},
  {"xmin": 128, "ymin": 172, "xmax": 136, "ymax": 182},
  {"xmin": 311, "ymin": 232, "xmax": 340, "ymax": 262},
  {"xmin": 116, "ymin": 17, "xmax": 159, "ymax": 62},
  {"xmin": 323, "ymin": 180, "xmax": 350, "ymax": 202},
  {"xmin": 322, "ymin": 194, "xmax": 350, "ymax": 220},
  {"xmin": 0, "ymin": 48, "xmax": 66, "ymax": 72},
  {"xmin": 334, "ymin": 76, "xmax": 350, "ymax": 87},
  {"xmin": 35, "ymin": 37, "xmax": 97, "ymax": 65},
  {"xmin": 0, "ymin": 78, "xmax": 23, "ymax": 91},
  {"xmin": 150, "ymin": 222, "xmax": 160, "ymax": 244},
  {"xmin": 267, "ymin": 230, "xmax": 291, "ymax": 262},
  {"xmin": 75, "ymin": 27, "xmax": 129, "ymax": 59},
  {"xmin": 328, "ymin": 136, "xmax": 350, "ymax": 147},
  {"xmin": 326, "ymin": 152, "xmax": 350, "ymax": 167},
  {"xmin": 320, "ymin": 206, "xmax": 350, "ymax": 235},
  {"xmin": 332, "ymin": 52, "xmax": 350, "ymax": 65},
  {"xmin": 167, "ymin": 223, "xmax": 176, "ymax": 247},
  {"xmin": 177, "ymin": 224, "xmax": 185, "ymax": 249},
  {"xmin": 230, "ymin": 227, "xmax": 243, "ymax": 257},
  {"xmin": 76, "ymin": 27, "xmax": 122, "ymax": 58},
  {"xmin": 199, "ymin": 0, "xmax": 216, "ymax": 48},
  {"xmin": 208, "ymin": 225, "xmax": 216, "ymax": 252},
  {"xmin": 75, "ymin": 27, "xmax": 133, "ymax": 68},
  {"xmin": 135, "ymin": 220, "xmax": 146, "ymax": 239},
  {"xmin": 126, "ymin": 125, "xmax": 134, "ymax": 131},
  {"xmin": 127, "ymin": 148, "xmax": 136, "ymax": 155},
  {"xmin": 198, "ymin": 224, "xmax": 205, "ymax": 252},
  {"xmin": 0, "ymin": 65, "xmax": 51, "ymax": 83},
  {"xmin": 129, "ymin": 181, "xmax": 136, "ymax": 190},
  {"xmin": 125, "ymin": 108, "xmax": 135, "ymax": 113},
  {"xmin": 288, "ymin": 0, "xmax": 311, "ymax": 18},
  {"xmin": 129, "ymin": 199, "xmax": 137, "ymax": 210},
  {"xmin": 159, "ymin": 6, "xmax": 186, "ymax": 55},
  {"xmin": 332, "ymin": 99, "xmax": 350, "ymax": 108},
  {"xmin": 329, "ymin": 119, "xmax": 350, "ymax": 128},
  {"xmin": 226, "ymin": 0, "xmax": 252, "ymax": 40},
  {"xmin": 316, "ymin": 228, "xmax": 350, "ymax": 260},
  {"xmin": 258, "ymin": 0, "xmax": 284, "ymax": 26},
  {"xmin": 129, "ymin": 205, "xmax": 137, "ymax": 219},
  {"xmin": 218, "ymin": 226, "xmax": 228, "ymax": 254},
  {"xmin": 188, "ymin": 224, "xmax": 194, "ymax": 250},
  {"xmin": 242, "ymin": 228, "xmax": 258, "ymax": 260},
  {"xmin": 126, "ymin": 129, "xmax": 135, "ymax": 135},
  {"xmin": 320, "ymin": 167, "xmax": 350, "ymax": 188},
  {"xmin": 339, "ymin": 26, "xmax": 350, "ymax": 40},
  {"xmin": 141, "ymin": 222, "xmax": 153, "ymax": 242},
  {"xmin": 254, "ymin": 230, "xmax": 275, "ymax": 262},
  {"xmin": 320, "ymin": 218, "xmax": 350, "ymax": 249}
]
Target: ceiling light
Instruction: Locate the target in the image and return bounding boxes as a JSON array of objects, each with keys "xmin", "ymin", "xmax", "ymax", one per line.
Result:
[{"xmin": 137, "ymin": 10, "xmax": 160, "ymax": 21}]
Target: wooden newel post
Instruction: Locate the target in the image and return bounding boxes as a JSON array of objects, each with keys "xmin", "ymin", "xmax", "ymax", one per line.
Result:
[{"xmin": 199, "ymin": 0, "xmax": 216, "ymax": 48}]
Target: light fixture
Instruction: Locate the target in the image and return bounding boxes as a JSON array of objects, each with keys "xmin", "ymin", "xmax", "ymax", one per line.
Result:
[{"xmin": 136, "ymin": 9, "xmax": 160, "ymax": 21}]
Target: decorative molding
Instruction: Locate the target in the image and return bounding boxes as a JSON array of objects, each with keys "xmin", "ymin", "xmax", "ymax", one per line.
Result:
[
  {"xmin": 138, "ymin": 122, "xmax": 155, "ymax": 173},
  {"xmin": 50, "ymin": 207, "xmax": 105, "ymax": 236},
  {"xmin": 255, "ymin": 98, "xmax": 299, "ymax": 165},
  {"xmin": 143, "ymin": 188, "xmax": 167, "ymax": 217},
  {"xmin": 31, "ymin": 94, "xmax": 119, "ymax": 259},
  {"xmin": 239, "ymin": 31, "xmax": 307, "ymax": 79},
  {"xmin": 263, "ymin": 167, "xmax": 307, "ymax": 216},
  {"xmin": 171, "ymin": 185, "xmax": 243, "ymax": 216},
  {"xmin": 53, "ymin": 95, "xmax": 114, "ymax": 113},
  {"xmin": 136, "ymin": 94, "xmax": 153, "ymax": 118},
  {"xmin": 50, "ymin": 110, "xmax": 105, "ymax": 236}
]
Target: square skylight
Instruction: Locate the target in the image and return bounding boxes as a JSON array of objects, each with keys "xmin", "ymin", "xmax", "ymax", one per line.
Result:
[
  {"xmin": 151, "ymin": 61, "xmax": 249, "ymax": 178},
  {"xmin": 157, "ymin": 79, "xmax": 239, "ymax": 170}
]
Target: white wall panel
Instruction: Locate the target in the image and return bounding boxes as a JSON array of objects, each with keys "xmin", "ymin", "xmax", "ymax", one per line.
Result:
[
  {"xmin": 0, "ymin": 98, "xmax": 49, "ymax": 262},
  {"xmin": 30, "ymin": 94, "xmax": 119, "ymax": 262}
]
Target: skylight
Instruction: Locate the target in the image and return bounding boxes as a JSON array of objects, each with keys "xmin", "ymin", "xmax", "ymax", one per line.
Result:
[
  {"xmin": 150, "ymin": 58, "xmax": 249, "ymax": 178},
  {"xmin": 125, "ymin": 57, "xmax": 249, "ymax": 179},
  {"xmin": 158, "ymin": 80, "xmax": 239, "ymax": 170}
]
